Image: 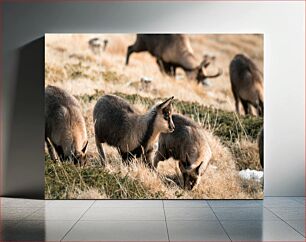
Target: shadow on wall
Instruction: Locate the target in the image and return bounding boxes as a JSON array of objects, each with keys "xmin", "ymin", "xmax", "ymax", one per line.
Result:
[{"xmin": 3, "ymin": 37, "xmax": 45, "ymax": 199}]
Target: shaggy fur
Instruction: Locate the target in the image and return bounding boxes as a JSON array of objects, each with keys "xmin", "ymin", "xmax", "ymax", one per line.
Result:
[
  {"xmin": 126, "ymin": 34, "xmax": 222, "ymax": 85},
  {"xmin": 229, "ymin": 54, "xmax": 264, "ymax": 116},
  {"xmin": 45, "ymin": 85, "xmax": 88, "ymax": 164},
  {"xmin": 93, "ymin": 94, "xmax": 174, "ymax": 166},
  {"xmin": 154, "ymin": 114, "xmax": 212, "ymax": 190}
]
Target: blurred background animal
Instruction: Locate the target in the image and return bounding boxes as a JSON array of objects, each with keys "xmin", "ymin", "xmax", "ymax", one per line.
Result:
[
  {"xmin": 154, "ymin": 114, "xmax": 212, "ymax": 190},
  {"xmin": 93, "ymin": 95, "xmax": 175, "ymax": 166},
  {"xmin": 126, "ymin": 34, "xmax": 222, "ymax": 86},
  {"xmin": 45, "ymin": 85, "xmax": 88, "ymax": 164},
  {"xmin": 88, "ymin": 37, "xmax": 109, "ymax": 54},
  {"xmin": 229, "ymin": 54, "xmax": 264, "ymax": 116}
]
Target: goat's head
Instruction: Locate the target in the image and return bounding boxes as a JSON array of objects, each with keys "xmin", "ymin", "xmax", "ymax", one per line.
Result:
[{"xmin": 154, "ymin": 96, "xmax": 175, "ymax": 134}]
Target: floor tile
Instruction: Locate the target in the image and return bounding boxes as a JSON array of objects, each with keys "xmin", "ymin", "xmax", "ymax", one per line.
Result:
[
  {"xmin": 165, "ymin": 207, "xmax": 217, "ymax": 221},
  {"xmin": 164, "ymin": 200, "xmax": 209, "ymax": 208},
  {"xmin": 62, "ymin": 220, "xmax": 168, "ymax": 241},
  {"xmin": 1, "ymin": 197, "xmax": 305, "ymax": 241},
  {"xmin": 291, "ymin": 197, "xmax": 305, "ymax": 206},
  {"xmin": 286, "ymin": 220, "xmax": 305, "ymax": 237},
  {"xmin": 81, "ymin": 207, "xmax": 165, "ymax": 221},
  {"xmin": 0, "ymin": 220, "xmax": 75, "ymax": 241},
  {"xmin": 46, "ymin": 200, "xmax": 94, "ymax": 208},
  {"xmin": 221, "ymin": 220, "xmax": 305, "ymax": 241},
  {"xmin": 213, "ymin": 207, "xmax": 279, "ymax": 221},
  {"xmin": 26, "ymin": 207, "xmax": 88, "ymax": 220},
  {"xmin": 0, "ymin": 198, "xmax": 45, "ymax": 208},
  {"xmin": 264, "ymin": 197, "xmax": 304, "ymax": 207},
  {"xmin": 208, "ymin": 199, "xmax": 263, "ymax": 208},
  {"xmin": 268, "ymin": 207, "xmax": 305, "ymax": 220},
  {"xmin": 0, "ymin": 207, "xmax": 39, "ymax": 220},
  {"xmin": 92, "ymin": 200, "xmax": 163, "ymax": 208},
  {"xmin": 167, "ymin": 220, "xmax": 230, "ymax": 241}
]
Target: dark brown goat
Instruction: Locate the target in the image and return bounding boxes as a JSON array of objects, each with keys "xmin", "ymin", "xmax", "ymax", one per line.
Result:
[
  {"xmin": 45, "ymin": 85, "xmax": 88, "ymax": 164},
  {"xmin": 154, "ymin": 114, "xmax": 211, "ymax": 190},
  {"xmin": 93, "ymin": 95, "xmax": 175, "ymax": 166},
  {"xmin": 126, "ymin": 34, "xmax": 222, "ymax": 86},
  {"xmin": 229, "ymin": 54, "xmax": 264, "ymax": 116}
]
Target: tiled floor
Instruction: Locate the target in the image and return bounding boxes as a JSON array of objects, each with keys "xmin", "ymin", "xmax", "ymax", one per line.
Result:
[{"xmin": 0, "ymin": 197, "xmax": 305, "ymax": 241}]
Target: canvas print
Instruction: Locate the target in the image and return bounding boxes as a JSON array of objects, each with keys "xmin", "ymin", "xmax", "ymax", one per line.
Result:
[{"xmin": 45, "ymin": 34, "xmax": 264, "ymax": 199}]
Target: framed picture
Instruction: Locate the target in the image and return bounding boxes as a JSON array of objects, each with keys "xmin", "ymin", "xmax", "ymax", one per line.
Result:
[{"xmin": 45, "ymin": 33, "xmax": 264, "ymax": 199}]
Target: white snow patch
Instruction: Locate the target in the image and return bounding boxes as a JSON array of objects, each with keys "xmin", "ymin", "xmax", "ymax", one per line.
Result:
[{"xmin": 239, "ymin": 169, "xmax": 264, "ymax": 182}]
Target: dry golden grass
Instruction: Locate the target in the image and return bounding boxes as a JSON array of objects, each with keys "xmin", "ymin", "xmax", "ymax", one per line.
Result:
[
  {"xmin": 45, "ymin": 33, "xmax": 263, "ymax": 199},
  {"xmin": 229, "ymin": 139, "xmax": 262, "ymax": 171},
  {"xmin": 70, "ymin": 188, "xmax": 108, "ymax": 199},
  {"xmin": 45, "ymin": 33, "xmax": 263, "ymax": 111},
  {"xmin": 45, "ymin": 128, "xmax": 262, "ymax": 199}
]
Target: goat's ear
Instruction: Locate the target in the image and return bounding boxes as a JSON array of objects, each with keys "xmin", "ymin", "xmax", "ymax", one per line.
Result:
[
  {"xmin": 195, "ymin": 161, "xmax": 204, "ymax": 175},
  {"xmin": 158, "ymin": 96, "xmax": 174, "ymax": 110},
  {"xmin": 82, "ymin": 140, "xmax": 89, "ymax": 154}
]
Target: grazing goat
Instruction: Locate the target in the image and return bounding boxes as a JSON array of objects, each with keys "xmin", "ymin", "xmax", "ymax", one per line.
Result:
[
  {"xmin": 93, "ymin": 95, "xmax": 175, "ymax": 166},
  {"xmin": 154, "ymin": 114, "xmax": 212, "ymax": 190},
  {"xmin": 229, "ymin": 54, "xmax": 264, "ymax": 116},
  {"xmin": 45, "ymin": 85, "xmax": 88, "ymax": 164},
  {"xmin": 126, "ymin": 34, "xmax": 222, "ymax": 86}
]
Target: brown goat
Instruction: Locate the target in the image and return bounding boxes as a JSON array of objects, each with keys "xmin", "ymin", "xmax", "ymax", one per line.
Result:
[
  {"xmin": 93, "ymin": 94, "xmax": 175, "ymax": 166},
  {"xmin": 45, "ymin": 85, "xmax": 88, "ymax": 164},
  {"xmin": 229, "ymin": 54, "xmax": 264, "ymax": 116},
  {"xmin": 154, "ymin": 114, "xmax": 212, "ymax": 190},
  {"xmin": 126, "ymin": 34, "xmax": 222, "ymax": 86}
]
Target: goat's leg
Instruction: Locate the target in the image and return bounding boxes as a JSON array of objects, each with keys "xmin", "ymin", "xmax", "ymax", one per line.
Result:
[
  {"xmin": 46, "ymin": 138, "xmax": 59, "ymax": 162},
  {"xmin": 153, "ymin": 151, "xmax": 166, "ymax": 169},
  {"xmin": 125, "ymin": 45, "xmax": 134, "ymax": 65},
  {"xmin": 232, "ymin": 90, "xmax": 240, "ymax": 115},
  {"xmin": 259, "ymin": 99, "xmax": 264, "ymax": 116},
  {"xmin": 156, "ymin": 59, "xmax": 166, "ymax": 73},
  {"xmin": 163, "ymin": 62, "xmax": 173, "ymax": 76},
  {"xmin": 95, "ymin": 136, "xmax": 106, "ymax": 165},
  {"xmin": 241, "ymin": 99, "xmax": 250, "ymax": 115},
  {"xmin": 126, "ymin": 40, "xmax": 146, "ymax": 65}
]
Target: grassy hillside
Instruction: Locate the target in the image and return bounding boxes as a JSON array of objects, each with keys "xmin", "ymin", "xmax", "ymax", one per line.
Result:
[{"xmin": 45, "ymin": 34, "xmax": 264, "ymax": 199}]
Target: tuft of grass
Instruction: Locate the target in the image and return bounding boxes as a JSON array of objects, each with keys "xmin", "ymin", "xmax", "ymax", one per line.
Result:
[
  {"xmin": 227, "ymin": 139, "xmax": 262, "ymax": 171},
  {"xmin": 64, "ymin": 62, "xmax": 100, "ymax": 81},
  {"xmin": 102, "ymin": 70, "xmax": 123, "ymax": 83},
  {"xmin": 45, "ymin": 64, "xmax": 67, "ymax": 83},
  {"xmin": 45, "ymin": 155, "xmax": 164, "ymax": 199},
  {"xmin": 239, "ymin": 177, "xmax": 264, "ymax": 198}
]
